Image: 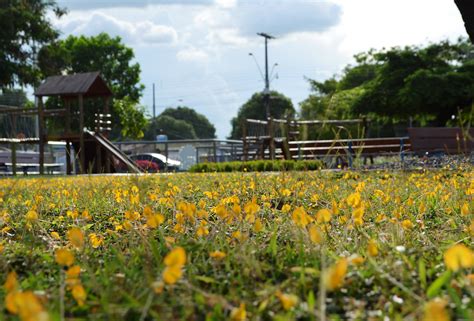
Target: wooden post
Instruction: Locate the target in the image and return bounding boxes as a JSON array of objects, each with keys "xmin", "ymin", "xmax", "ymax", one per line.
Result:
[
  {"xmin": 242, "ymin": 120, "xmax": 248, "ymax": 161},
  {"xmin": 11, "ymin": 141, "xmax": 16, "ymax": 176},
  {"xmin": 104, "ymin": 97, "xmax": 111, "ymax": 173},
  {"xmin": 213, "ymin": 141, "xmax": 217, "ymax": 162},
  {"xmin": 38, "ymin": 97, "xmax": 45, "ymax": 175},
  {"xmin": 78, "ymin": 95, "xmax": 85, "ymax": 174},
  {"xmin": 362, "ymin": 116, "xmax": 369, "ymax": 138},
  {"xmin": 65, "ymin": 99, "xmax": 72, "ymax": 175},
  {"xmin": 11, "ymin": 115, "xmax": 17, "ymax": 137},
  {"xmin": 95, "ymin": 112, "xmax": 102, "ymax": 173},
  {"xmin": 269, "ymin": 117, "xmax": 275, "ymax": 160}
]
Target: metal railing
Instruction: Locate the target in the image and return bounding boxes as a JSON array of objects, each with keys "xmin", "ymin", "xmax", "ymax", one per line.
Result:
[{"xmin": 115, "ymin": 139, "xmax": 244, "ymax": 170}]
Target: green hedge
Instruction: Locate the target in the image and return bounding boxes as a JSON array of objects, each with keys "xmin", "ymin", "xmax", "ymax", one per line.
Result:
[{"xmin": 189, "ymin": 160, "xmax": 324, "ymax": 173}]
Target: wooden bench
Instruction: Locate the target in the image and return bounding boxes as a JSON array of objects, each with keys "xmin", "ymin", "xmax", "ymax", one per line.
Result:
[
  {"xmin": 408, "ymin": 127, "xmax": 473, "ymax": 155},
  {"xmin": 286, "ymin": 137, "xmax": 410, "ymax": 166}
]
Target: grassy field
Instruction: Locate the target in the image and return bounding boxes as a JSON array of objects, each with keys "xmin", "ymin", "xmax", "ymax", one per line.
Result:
[{"xmin": 0, "ymin": 168, "xmax": 473, "ymax": 320}]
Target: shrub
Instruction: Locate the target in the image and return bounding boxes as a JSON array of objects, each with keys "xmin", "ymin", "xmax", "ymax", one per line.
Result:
[{"xmin": 189, "ymin": 159, "xmax": 324, "ymax": 173}]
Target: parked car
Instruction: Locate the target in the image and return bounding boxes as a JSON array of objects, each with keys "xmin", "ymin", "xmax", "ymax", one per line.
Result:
[{"xmin": 129, "ymin": 153, "xmax": 181, "ymax": 172}]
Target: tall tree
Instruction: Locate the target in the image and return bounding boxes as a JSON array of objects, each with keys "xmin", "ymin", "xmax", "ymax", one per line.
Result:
[
  {"xmin": 38, "ymin": 33, "xmax": 146, "ymax": 138},
  {"xmin": 144, "ymin": 115, "xmax": 197, "ymax": 140},
  {"xmin": 352, "ymin": 39, "xmax": 474, "ymax": 124},
  {"xmin": 160, "ymin": 107, "xmax": 216, "ymax": 138},
  {"xmin": 0, "ymin": 0, "xmax": 65, "ymax": 87},
  {"xmin": 39, "ymin": 33, "xmax": 144, "ymax": 101},
  {"xmin": 230, "ymin": 91, "xmax": 295, "ymax": 139},
  {"xmin": 301, "ymin": 38, "xmax": 474, "ymax": 130}
]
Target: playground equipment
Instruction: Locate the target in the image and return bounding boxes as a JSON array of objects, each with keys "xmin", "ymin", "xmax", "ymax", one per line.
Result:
[{"xmin": 0, "ymin": 72, "xmax": 140, "ymax": 175}]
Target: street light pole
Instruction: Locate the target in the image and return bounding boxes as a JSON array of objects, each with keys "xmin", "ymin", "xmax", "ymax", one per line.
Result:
[{"xmin": 257, "ymin": 32, "xmax": 274, "ymax": 118}]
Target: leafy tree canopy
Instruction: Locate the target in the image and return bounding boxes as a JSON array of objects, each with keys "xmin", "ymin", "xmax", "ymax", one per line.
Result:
[
  {"xmin": 39, "ymin": 33, "xmax": 144, "ymax": 101},
  {"xmin": 0, "ymin": 0, "xmax": 65, "ymax": 87},
  {"xmin": 300, "ymin": 38, "xmax": 474, "ymax": 129},
  {"xmin": 39, "ymin": 33, "xmax": 146, "ymax": 139},
  {"xmin": 0, "ymin": 88, "xmax": 33, "ymax": 107},
  {"xmin": 160, "ymin": 106, "xmax": 216, "ymax": 139},
  {"xmin": 230, "ymin": 91, "xmax": 295, "ymax": 139},
  {"xmin": 144, "ymin": 115, "xmax": 197, "ymax": 140},
  {"xmin": 351, "ymin": 39, "xmax": 474, "ymax": 124}
]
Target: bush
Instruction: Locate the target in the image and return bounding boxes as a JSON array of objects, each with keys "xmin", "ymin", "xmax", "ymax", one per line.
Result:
[{"xmin": 189, "ymin": 159, "xmax": 324, "ymax": 173}]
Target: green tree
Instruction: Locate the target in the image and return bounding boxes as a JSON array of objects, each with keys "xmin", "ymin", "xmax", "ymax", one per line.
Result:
[
  {"xmin": 352, "ymin": 39, "xmax": 474, "ymax": 125},
  {"xmin": 38, "ymin": 33, "xmax": 146, "ymax": 138},
  {"xmin": 144, "ymin": 115, "xmax": 197, "ymax": 140},
  {"xmin": 0, "ymin": 0, "xmax": 65, "ymax": 87},
  {"xmin": 230, "ymin": 91, "xmax": 295, "ymax": 139},
  {"xmin": 39, "ymin": 33, "xmax": 144, "ymax": 101},
  {"xmin": 0, "ymin": 88, "xmax": 32, "ymax": 107},
  {"xmin": 300, "ymin": 38, "xmax": 474, "ymax": 131},
  {"xmin": 113, "ymin": 98, "xmax": 147, "ymax": 139},
  {"xmin": 160, "ymin": 106, "xmax": 216, "ymax": 138}
]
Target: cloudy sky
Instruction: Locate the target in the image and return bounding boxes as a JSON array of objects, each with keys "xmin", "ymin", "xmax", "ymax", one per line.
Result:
[{"xmin": 53, "ymin": 0, "xmax": 467, "ymax": 138}]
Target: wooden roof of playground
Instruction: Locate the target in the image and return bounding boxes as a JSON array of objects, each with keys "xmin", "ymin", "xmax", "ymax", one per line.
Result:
[{"xmin": 34, "ymin": 72, "xmax": 112, "ymax": 97}]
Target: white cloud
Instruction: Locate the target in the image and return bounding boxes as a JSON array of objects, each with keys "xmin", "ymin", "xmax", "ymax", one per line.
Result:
[
  {"xmin": 177, "ymin": 47, "xmax": 210, "ymax": 62},
  {"xmin": 234, "ymin": 1, "xmax": 342, "ymax": 37},
  {"xmin": 214, "ymin": 0, "xmax": 237, "ymax": 9},
  {"xmin": 332, "ymin": 0, "xmax": 465, "ymax": 55},
  {"xmin": 206, "ymin": 29, "xmax": 248, "ymax": 46},
  {"xmin": 57, "ymin": 0, "xmax": 214, "ymax": 11},
  {"xmin": 56, "ymin": 12, "xmax": 178, "ymax": 44}
]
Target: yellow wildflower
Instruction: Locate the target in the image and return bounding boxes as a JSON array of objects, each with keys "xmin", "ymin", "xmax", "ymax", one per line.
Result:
[
  {"xmin": 210, "ymin": 251, "xmax": 226, "ymax": 260},
  {"xmin": 308, "ymin": 225, "xmax": 323, "ymax": 244},
  {"xmin": 292, "ymin": 207, "xmax": 312, "ymax": 228},
  {"xmin": 367, "ymin": 239, "xmax": 378, "ymax": 257},
  {"xmin": 147, "ymin": 214, "xmax": 165, "ymax": 228},
  {"xmin": 244, "ymin": 200, "xmax": 259, "ymax": 216},
  {"xmin": 316, "ymin": 208, "xmax": 332, "ymax": 224},
  {"xmin": 325, "ymin": 258, "xmax": 348, "ymax": 291},
  {"xmin": 444, "ymin": 244, "xmax": 474, "ymax": 271},
  {"xmin": 254, "ymin": 218, "xmax": 263, "ymax": 232},
  {"xmin": 25, "ymin": 210, "xmax": 38, "ymax": 222},
  {"xmin": 66, "ymin": 265, "xmax": 81, "ymax": 279},
  {"xmin": 352, "ymin": 206, "xmax": 364, "ymax": 226},
  {"xmin": 350, "ymin": 256, "xmax": 365, "ymax": 266},
  {"xmin": 230, "ymin": 303, "xmax": 246, "ymax": 321},
  {"xmin": 276, "ymin": 291, "xmax": 298, "ymax": 311},
  {"xmin": 4, "ymin": 271, "xmax": 18, "ymax": 293},
  {"xmin": 423, "ymin": 298, "xmax": 450, "ymax": 321},
  {"xmin": 50, "ymin": 231, "xmax": 60, "ymax": 240},
  {"xmin": 401, "ymin": 219, "xmax": 414, "ymax": 230},
  {"xmin": 196, "ymin": 222, "xmax": 209, "ymax": 237},
  {"xmin": 162, "ymin": 247, "xmax": 186, "ymax": 285},
  {"xmin": 460, "ymin": 203, "xmax": 469, "ymax": 216},
  {"xmin": 6, "ymin": 290, "xmax": 47, "ymax": 320},
  {"xmin": 67, "ymin": 227, "xmax": 85, "ymax": 249},
  {"xmin": 72, "ymin": 284, "xmax": 87, "ymax": 306},
  {"xmin": 347, "ymin": 192, "xmax": 361, "ymax": 208},
  {"xmin": 281, "ymin": 204, "xmax": 291, "ymax": 213},
  {"xmin": 55, "ymin": 248, "xmax": 75, "ymax": 266},
  {"xmin": 88, "ymin": 233, "xmax": 104, "ymax": 248}
]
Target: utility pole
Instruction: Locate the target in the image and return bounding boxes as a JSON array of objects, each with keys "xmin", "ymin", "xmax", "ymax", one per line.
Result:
[
  {"xmin": 257, "ymin": 32, "xmax": 275, "ymax": 159},
  {"xmin": 257, "ymin": 32, "xmax": 274, "ymax": 118}
]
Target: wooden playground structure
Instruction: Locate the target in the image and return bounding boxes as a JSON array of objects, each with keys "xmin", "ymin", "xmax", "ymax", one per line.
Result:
[{"xmin": 0, "ymin": 72, "xmax": 140, "ymax": 175}]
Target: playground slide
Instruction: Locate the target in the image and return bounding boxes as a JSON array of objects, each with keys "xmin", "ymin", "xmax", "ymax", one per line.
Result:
[{"xmin": 84, "ymin": 129, "xmax": 142, "ymax": 174}]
